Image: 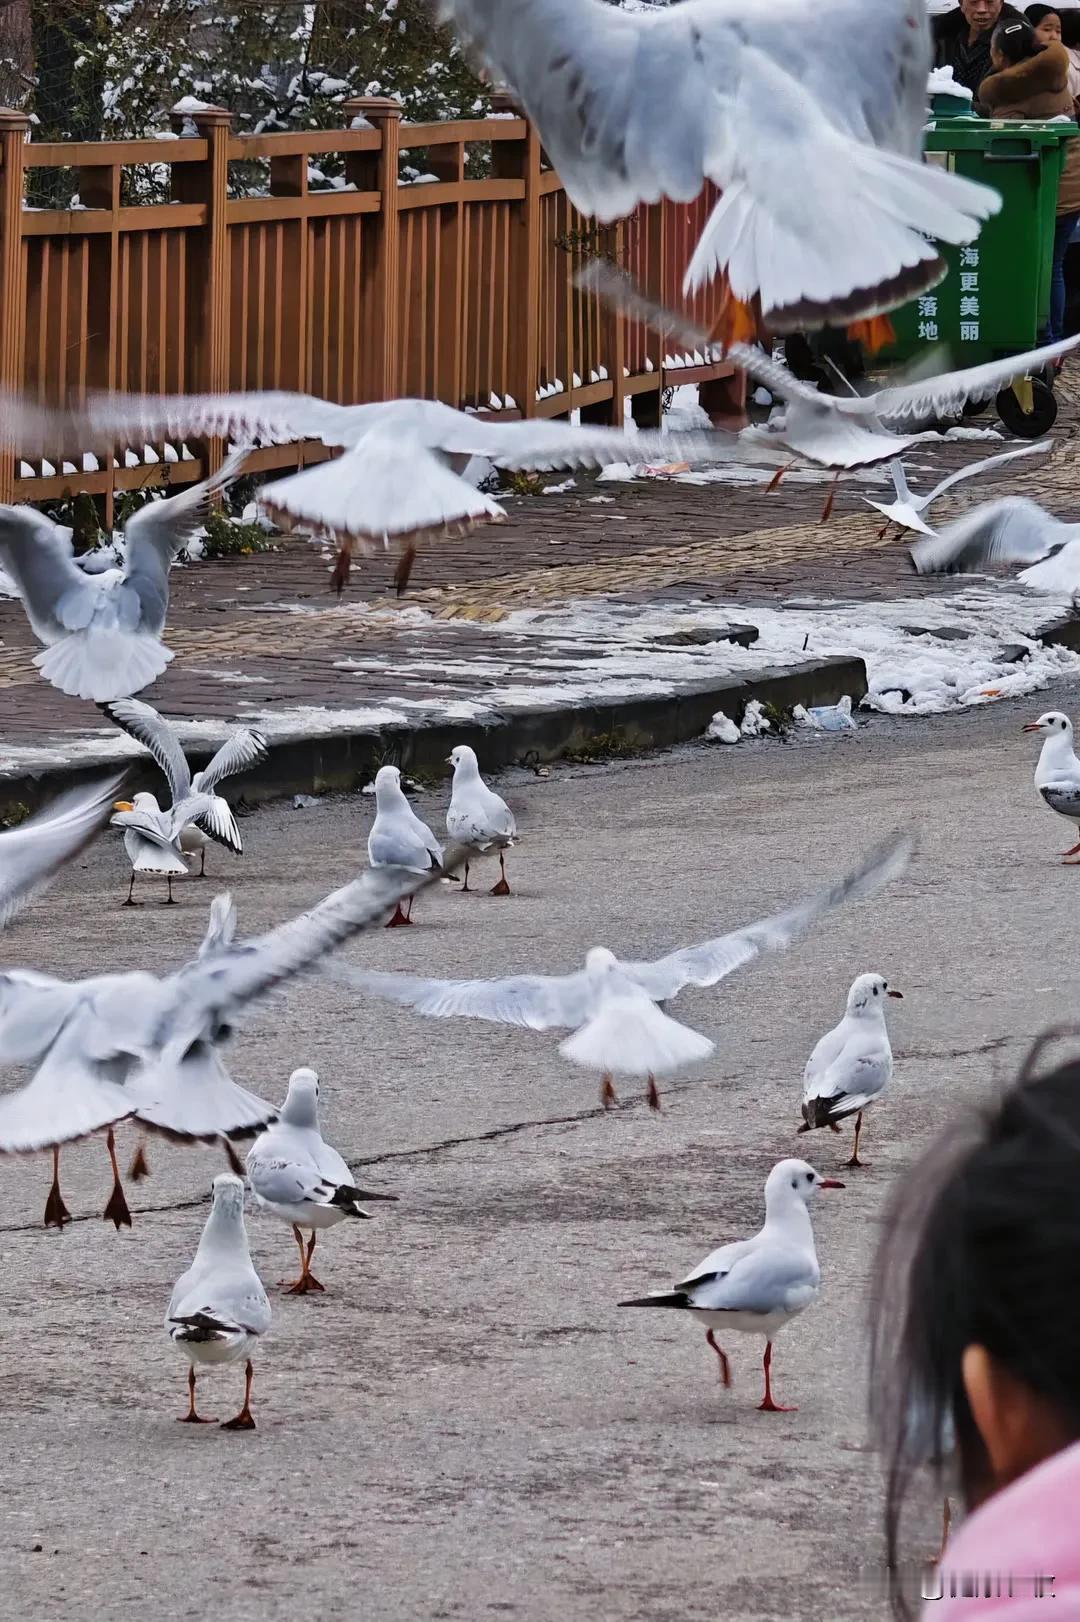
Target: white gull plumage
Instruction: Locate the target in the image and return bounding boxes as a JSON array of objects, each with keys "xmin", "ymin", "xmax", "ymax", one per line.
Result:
[
  {"xmin": 1022, "ymin": 710, "xmax": 1080, "ymax": 862},
  {"xmin": 863, "ymin": 441, "xmax": 1050, "ymax": 538},
  {"xmin": 909, "ymin": 495, "xmax": 1080, "ymax": 593},
  {"xmin": 368, "ymin": 764, "xmax": 448, "ymax": 926},
  {"xmin": 799, "ymin": 972, "xmax": 903, "ymax": 1167},
  {"xmin": 110, "ymin": 788, "xmax": 221, "ymax": 905},
  {"xmin": 618, "ymin": 1158, "xmax": 843, "ymax": 1410},
  {"xmin": 0, "ymin": 450, "xmax": 244, "ymax": 701},
  {"xmin": 0, "ymin": 773, "xmax": 125, "ymax": 929},
  {"xmin": 103, "ymin": 697, "xmax": 267, "ymax": 875},
  {"xmin": 166, "ymin": 1173, "xmax": 271, "ymax": 1427},
  {"xmin": 435, "ymin": 0, "xmax": 999, "ymax": 323},
  {"xmin": 445, "ymin": 745, "xmax": 517, "ymax": 895},
  {"xmin": 329, "ymin": 832, "xmax": 913, "ymax": 1110}
]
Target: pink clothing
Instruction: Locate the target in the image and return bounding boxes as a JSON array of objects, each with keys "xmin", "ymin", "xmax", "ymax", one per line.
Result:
[{"xmin": 923, "ymin": 1439, "xmax": 1080, "ymax": 1619}]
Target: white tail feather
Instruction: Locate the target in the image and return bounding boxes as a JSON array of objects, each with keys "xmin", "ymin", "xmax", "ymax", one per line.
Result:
[
  {"xmin": 35, "ymin": 630, "xmax": 172, "ymax": 702},
  {"xmin": 560, "ymin": 995, "xmax": 715, "ymax": 1078}
]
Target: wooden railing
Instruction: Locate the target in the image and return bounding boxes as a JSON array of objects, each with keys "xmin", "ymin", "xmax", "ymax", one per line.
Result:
[{"xmin": 0, "ymin": 96, "xmax": 738, "ymax": 516}]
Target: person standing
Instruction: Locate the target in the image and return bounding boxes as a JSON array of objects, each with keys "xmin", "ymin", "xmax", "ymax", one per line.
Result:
[{"xmin": 934, "ymin": 0, "xmax": 1025, "ymax": 92}]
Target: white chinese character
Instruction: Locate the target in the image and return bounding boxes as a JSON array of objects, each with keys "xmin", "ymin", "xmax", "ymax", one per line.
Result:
[
  {"xmin": 917, "ymin": 296, "xmax": 939, "ymax": 317},
  {"xmin": 959, "ymin": 321, "xmax": 980, "ymax": 341},
  {"xmin": 960, "ymin": 246, "xmax": 980, "ymax": 268},
  {"xmin": 918, "ymin": 320, "xmax": 940, "ymax": 340},
  {"xmin": 959, "ymin": 295, "xmax": 980, "ymax": 317},
  {"xmin": 960, "ymin": 272, "xmax": 979, "ymax": 291}
]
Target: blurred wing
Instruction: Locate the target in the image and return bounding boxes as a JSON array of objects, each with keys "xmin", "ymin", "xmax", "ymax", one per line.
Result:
[
  {"xmin": 723, "ymin": 344, "xmax": 831, "ymax": 409},
  {"xmin": 194, "ymin": 728, "xmax": 267, "ymax": 795},
  {"xmin": 623, "ymin": 832, "xmax": 914, "ymax": 1001},
  {"xmin": 0, "ymin": 506, "xmax": 95, "ymax": 641},
  {"xmin": 425, "ymin": 414, "xmax": 737, "ymax": 472},
  {"xmin": 869, "ymin": 337, "xmax": 1080, "ymax": 424},
  {"xmin": 0, "ymin": 773, "xmax": 126, "ymax": 928},
  {"xmin": 327, "ymin": 965, "xmax": 594, "ymax": 1031},
  {"xmin": 909, "ymin": 497, "xmax": 1065, "ymax": 575},
  {"xmin": 918, "ymin": 439, "xmax": 1050, "ymax": 505},
  {"xmin": 79, "ymin": 389, "xmax": 367, "ymax": 451},
  {"xmin": 123, "ymin": 449, "xmax": 247, "ymax": 632},
  {"xmin": 259, "ymin": 433, "xmax": 505, "ymax": 543},
  {"xmin": 100, "ymin": 697, "xmax": 192, "ymax": 800}
]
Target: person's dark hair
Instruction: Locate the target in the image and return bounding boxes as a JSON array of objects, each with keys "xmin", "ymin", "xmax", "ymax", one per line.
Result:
[
  {"xmin": 1025, "ymin": 3, "xmax": 1061, "ymax": 25},
  {"xmin": 992, "ymin": 15, "xmax": 1043, "ymax": 59},
  {"xmin": 869, "ymin": 1042, "xmax": 1080, "ymax": 1617},
  {"xmin": 1060, "ymin": 8, "xmax": 1080, "ymax": 48}
]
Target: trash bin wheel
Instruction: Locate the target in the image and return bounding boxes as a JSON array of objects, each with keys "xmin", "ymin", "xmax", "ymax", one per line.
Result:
[
  {"xmin": 961, "ymin": 396, "xmax": 990, "ymax": 420},
  {"xmin": 995, "ymin": 377, "xmax": 1057, "ymax": 438}
]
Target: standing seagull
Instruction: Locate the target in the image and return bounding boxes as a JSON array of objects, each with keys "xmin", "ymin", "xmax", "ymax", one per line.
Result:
[
  {"xmin": 102, "ymin": 698, "xmax": 267, "ymax": 876},
  {"xmin": 247, "ymin": 1067, "xmax": 398, "ymax": 1294},
  {"xmin": 368, "ymin": 765, "xmax": 448, "ymax": 927},
  {"xmin": 799, "ymin": 973, "xmax": 903, "ymax": 1168},
  {"xmin": 166, "ymin": 1173, "xmax": 271, "ymax": 1428},
  {"xmin": 1022, "ymin": 712, "xmax": 1080, "ymax": 862},
  {"xmin": 618, "ymin": 1159, "xmax": 843, "ymax": 1411},
  {"xmin": 329, "ymin": 833, "xmax": 913, "ymax": 1110},
  {"xmin": 445, "ymin": 745, "xmax": 517, "ymax": 895},
  {"xmin": 433, "ymin": 0, "xmax": 999, "ymax": 330},
  {"xmin": 111, "ymin": 789, "xmax": 219, "ymax": 905},
  {"xmin": 0, "ymin": 451, "xmax": 245, "ymax": 702}
]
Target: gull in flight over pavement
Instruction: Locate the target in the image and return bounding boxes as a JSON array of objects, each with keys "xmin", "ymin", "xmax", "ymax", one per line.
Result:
[
  {"xmin": 799, "ymin": 972, "xmax": 903, "ymax": 1168},
  {"xmin": 103, "ymin": 697, "xmax": 267, "ymax": 876},
  {"xmin": 1022, "ymin": 711, "xmax": 1080, "ymax": 863},
  {"xmin": 0, "ymin": 451, "xmax": 245, "ymax": 701},
  {"xmin": 618, "ymin": 1159, "xmax": 843, "ymax": 1410},
  {"xmin": 329, "ymin": 833, "xmax": 913, "ymax": 1111},
  {"xmin": 864, "ymin": 441, "xmax": 1050, "ymax": 539},
  {"xmin": 41, "ymin": 390, "xmax": 740, "ymax": 594},
  {"xmin": 247, "ymin": 1066, "xmax": 398, "ymax": 1294},
  {"xmin": 445, "ymin": 745, "xmax": 517, "ymax": 896},
  {"xmin": 435, "ymin": 0, "xmax": 1000, "ymax": 336},
  {"xmin": 0, "ymin": 855, "xmax": 460, "ymax": 1229},
  {"xmin": 0, "ymin": 773, "xmax": 125, "ymax": 932},
  {"xmin": 166, "ymin": 1173, "xmax": 271, "ymax": 1428},
  {"xmin": 909, "ymin": 495, "xmax": 1080, "ymax": 594}
]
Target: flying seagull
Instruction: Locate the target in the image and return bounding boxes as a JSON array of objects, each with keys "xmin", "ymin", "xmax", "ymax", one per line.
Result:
[{"xmin": 909, "ymin": 496, "xmax": 1080, "ymax": 594}]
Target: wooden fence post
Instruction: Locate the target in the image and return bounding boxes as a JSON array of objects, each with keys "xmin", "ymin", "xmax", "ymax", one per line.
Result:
[
  {"xmin": 631, "ymin": 203, "xmax": 665, "ymax": 430},
  {"xmin": 0, "ymin": 108, "xmax": 28, "ymax": 503},
  {"xmin": 171, "ymin": 102, "xmax": 233, "ymax": 474},
  {"xmin": 491, "ymin": 92, "xmax": 539, "ymax": 418},
  {"xmin": 343, "ymin": 96, "xmax": 401, "ymax": 402}
]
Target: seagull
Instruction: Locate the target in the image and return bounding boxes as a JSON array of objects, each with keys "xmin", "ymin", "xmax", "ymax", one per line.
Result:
[
  {"xmin": 909, "ymin": 495, "xmax": 1080, "ymax": 594},
  {"xmin": 102, "ymin": 698, "xmax": 267, "ymax": 876},
  {"xmin": 798, "ymin": 973, "xmax": 903, "ymax": 1168},
  {"xmin": 434, "ymin": 0, "xmax": 1000, "ymax": 334},
  {"xmin": 166, "ymin": 1173, "xmax": 271, "ymax": 1428},
  {"xmin": 368, "ymin": 764, "xmax": 450, "ymax": 927},
  {"xmin": 46, "ymin": 391, "xmax": 737, "ymax": 593},
  {"xmin": 110, "ymin": 789, "xmax": 220, "ymax": 906},
  {"xmin": 618, "ymin": 1159, "xmax": 843, "ymax": 1410},
  {"xmin": 0, "ymin": 451, "xmax": 245, "ymax": 701},
  {"xmin": 863, "ymin": 441, "xmax": 1051, "ymax": 539},
  {"xmin": 329, "ymin": 832, "xmax": 913, "ymax": 1110},
  {"xmin": 1021, "ymin": 711, "xmax": 1080, "ymax": 863},
  {"xmin": 0, "ymin": 773, "xmax": 126, "ymax": 930},
  {"xmin": 246, "ymin": 1067, "xmax": 398, "ymax": 1294},
  {"xmin": 445, "ymin": 745, "xmax": 517, "ymax": 895},
  {"xmin": 0, "ymin": 855, "xmax": 458, "ymax": 1229}
]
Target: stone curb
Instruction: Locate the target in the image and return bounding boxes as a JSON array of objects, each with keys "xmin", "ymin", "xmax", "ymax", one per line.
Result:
[{"xmin": 0, "ymin": 655, "xmax": 867, "ymax": 818}]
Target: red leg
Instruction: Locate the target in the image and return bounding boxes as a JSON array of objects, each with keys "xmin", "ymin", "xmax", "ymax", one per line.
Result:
[
  {"xmin": 302, "ymin": 1231, "xmax": 326, "ymax": 1293},
  {"xmin": 283, "ymin": 1223, "xmax": 311, "ymax": 1292},
  {"xmin": 646, "ymin": 1073, "xmax": 662, "ymax": 1112},
  {"xmin": 706, "ymin": 1329, "xmax": 731, "ymax": 1388},
  {"xmin": 385, "ymin": 901, "xmax": 412, "ymax": 928},
  {"xmin": 128, "ymin": 1140, "xmax": 150, "ymax": 1180},
  {"xmin": 599, "ymin": 1072, "xmax": 618, "ymax": 1110},
  {"xmin": 765, "ymin": 461, "xmax": 794, "ymax": 493},
  {"xmin": 43, "ymin": 1145, "xmax": 72, "ymax": 1229},
  {"xmin": 819, "ymin": 473, "xmax": 839, "ymax": 524},
  {"xmin": 220, "ymin": 1359, "xmax": 257, "ymax": 1430},
  {"xmin": 845, "ymin": 1110, "xmax": 865, "ymax": 1170},
  {"xmin": 1061, "ymin": 838, "xmax": 1080, "ymax": 858},
  {"xmin": 490, "ymin": 851, "xmax": 511, "ymax": 897},
  {"xmin": 876, "ymin": 520, "xmax": 892, "ymax": 542},
  {"xmin": 102, "ymin": 1128, "xmax": 132, "ymax": 1229},
  {"xmin": 758, "ymin": 1340, "xmax": 797, "ymax": 1412},
  {"xmin": 177, "ymin": 1365, "xmax": 216, "ymax": 1424}
]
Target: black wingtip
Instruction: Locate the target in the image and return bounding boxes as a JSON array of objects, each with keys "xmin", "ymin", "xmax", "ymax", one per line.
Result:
[{"xmin": 617, "ymin": 1292, "xmax": 691, "ymax": 1310}]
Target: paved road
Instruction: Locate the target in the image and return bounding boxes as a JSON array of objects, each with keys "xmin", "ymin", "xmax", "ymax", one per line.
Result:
[{"xmin": 0, "ymin": 687, "xmax": 1072, "ymax": 1620}]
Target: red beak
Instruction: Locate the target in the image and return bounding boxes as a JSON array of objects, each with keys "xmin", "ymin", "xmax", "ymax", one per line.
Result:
[
  {"xmin": 887, "ymin": 989, "xmax": 904, "ymax": 999},
  {"xmin": 819, "ymin": 1178, "xmax": 845, "ymax": 1190},
  {"xmin": 1022, "ymin": 723, "xmax": 1042, "ymax": 733}
]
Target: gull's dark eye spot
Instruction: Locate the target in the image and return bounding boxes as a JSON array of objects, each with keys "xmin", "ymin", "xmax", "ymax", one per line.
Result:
[
  {"xmin": 873, "ymin": 985, "xmax": 879, "ymax": 995},
  {"xmin": 791, "ymin": 1178, "xmax": 798, "ymax": 1189},
  {"xmin": 806, "ymin": 1172, "xmax": 814, "ymax": 1183}
]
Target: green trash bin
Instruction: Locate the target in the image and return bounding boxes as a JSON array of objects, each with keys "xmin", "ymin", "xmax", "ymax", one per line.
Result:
[{"xmin": 881, "ymin": 111, "xmax": 1077, "ymax": 435}]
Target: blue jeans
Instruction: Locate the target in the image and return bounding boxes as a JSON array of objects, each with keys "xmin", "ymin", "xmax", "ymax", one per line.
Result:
[{"xmin": 1050, "ymin": 211, "xmax": 1080, "ymax": 345}]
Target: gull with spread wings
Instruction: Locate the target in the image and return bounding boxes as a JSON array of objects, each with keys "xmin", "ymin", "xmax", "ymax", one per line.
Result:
[
  {"xmin": 0, "ymin": 451, "xmax": 245, "ymax": 701},
  {"xmin": 328, "ymin": 833, "xmax": 913, "ymax": 1111}
]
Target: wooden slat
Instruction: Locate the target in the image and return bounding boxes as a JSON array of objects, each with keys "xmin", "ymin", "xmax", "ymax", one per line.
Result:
[{"xmin": 227, "ymin": 192, "xmax": 380, "ymax": 223}]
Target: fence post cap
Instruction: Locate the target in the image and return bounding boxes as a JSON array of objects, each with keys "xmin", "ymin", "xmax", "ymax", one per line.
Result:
[
  {"xmin": 170, "ymin": 99, "xmax": 233, "ymax": 132},
  {"xmin": 342, "ymin": 96, "xmax": 404, "ymax": 126},
  {"xmin": 0, "ymin": 108, "xmax": 31, "ymax": 133},
  {"xmin": 487, "ymin": 89, "xmax": 522, "ymax": 116}
]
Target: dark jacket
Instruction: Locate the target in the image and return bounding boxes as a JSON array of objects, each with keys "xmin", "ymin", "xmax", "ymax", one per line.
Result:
[
  {"xmin": 979, "ymin": 42, "xmax": 1080, "ymax": 213},
  {"xmin": 932, "ymin": 3, "xmax": 1024, "ymax": 93}
]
